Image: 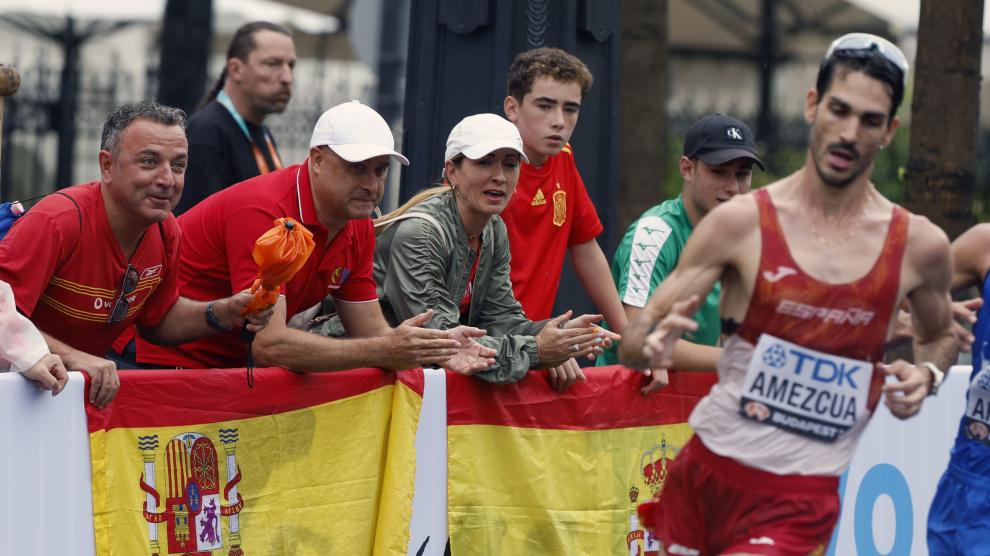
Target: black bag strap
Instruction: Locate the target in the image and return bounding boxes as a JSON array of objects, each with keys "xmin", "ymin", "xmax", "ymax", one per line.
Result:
[
  {"xmin": 18, "ymin": 190, "xmax": 169, "ymax": 264},
  {"xmin": 53, "ymin": 191, "xmax": 83, "ymax": 254}
]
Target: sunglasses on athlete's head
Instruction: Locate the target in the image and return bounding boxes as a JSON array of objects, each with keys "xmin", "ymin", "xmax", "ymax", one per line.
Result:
[
  {"xmin": 824, "ymin": 33, "xmax": 909, "ymax": 86},
  {"xmin": 107, "ymin": 264, "xmax": 139, "ymax": 324}
]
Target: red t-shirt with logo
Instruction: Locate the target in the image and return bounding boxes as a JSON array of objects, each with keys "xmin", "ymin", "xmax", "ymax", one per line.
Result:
[
  {"xmin": 499, "ymin": 144, "xmax": 603, "ymax": 320},
  {"xmin": 136, "ymin": 161, "xmax": 378, "ymax": 368},
  {"xmin": 0, "ymin": 182, "xmax": 181, "ymax": 356}
]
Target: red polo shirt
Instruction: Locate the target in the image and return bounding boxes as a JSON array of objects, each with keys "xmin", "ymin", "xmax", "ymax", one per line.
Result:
[
  {"xmin": 0, "ymin": 182, "xmax": 181, "ymax": 356},
  {"xmin": 137, "ymin": 161, "xmax": 378, "ymax": 368},
  {"xmin": 499, "ymin": 144, "xmax": 603, "ymax": 320}
]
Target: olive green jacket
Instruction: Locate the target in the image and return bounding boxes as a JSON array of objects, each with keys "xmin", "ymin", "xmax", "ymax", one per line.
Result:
[{"xmin": 375, "ymin": 192, "xmax": 547, "ymax": 383}]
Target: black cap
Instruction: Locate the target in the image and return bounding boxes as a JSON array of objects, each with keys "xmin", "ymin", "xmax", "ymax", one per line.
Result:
[{"xmin": 683, "ymin": 113, "xmax": 764, "ymax": 170}]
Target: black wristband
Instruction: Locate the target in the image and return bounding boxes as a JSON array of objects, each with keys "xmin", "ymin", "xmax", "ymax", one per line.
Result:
[{"xmin": 206, "ymin": 301, "xmax": 233, "ymax": 332}]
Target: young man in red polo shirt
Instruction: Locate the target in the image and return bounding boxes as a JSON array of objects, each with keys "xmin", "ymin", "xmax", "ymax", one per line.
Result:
[
  {"xmin": 138, "ymin": 101, "xmax": 495, "ymax": 374},
  {"xmin": 501, "ymin": 47, "xmax": 626, "ymax": 386}
]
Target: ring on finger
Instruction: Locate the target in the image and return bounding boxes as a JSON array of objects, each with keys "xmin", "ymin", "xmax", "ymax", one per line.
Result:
[{"xmin": 572, "ymin": 343, "xmax": 580, "ymax": 353}]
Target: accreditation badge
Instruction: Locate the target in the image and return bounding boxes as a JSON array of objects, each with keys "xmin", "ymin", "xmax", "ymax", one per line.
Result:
[
  {"xmin": 739, "ymin": 334, "xmax": 871, "ymax": 443},
  {"xmin": 964, "ymin": 364, "xmax": 990, "ymax": 445}
]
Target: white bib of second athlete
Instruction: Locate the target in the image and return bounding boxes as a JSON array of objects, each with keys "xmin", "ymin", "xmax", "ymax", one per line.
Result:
[
  {"xmin": 964, "ymin": 363, "xmax": 990, "ymax": 445},
  {"xmin": 740, "ymin": 334, "xmax": 871, "ymax": 443}
]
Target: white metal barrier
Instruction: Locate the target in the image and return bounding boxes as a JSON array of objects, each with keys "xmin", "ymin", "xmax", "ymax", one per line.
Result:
[{"xmin": 0, "ymin": 373, "xmax": 94, "ymax": 556}]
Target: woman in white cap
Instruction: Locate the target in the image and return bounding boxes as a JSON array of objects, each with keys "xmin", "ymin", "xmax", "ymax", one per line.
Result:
[{"xmin": 374, "ymin": 114, "xmax": 616, "ymax": 389}]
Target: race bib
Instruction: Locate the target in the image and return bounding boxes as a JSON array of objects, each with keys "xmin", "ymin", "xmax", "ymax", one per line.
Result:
[
  {"xmin": 739, "ymin": 334, "xmax": 871, "ymax": 443},
  {"xmin": 964, "ymin": 364, "xmax": 990, "ymax": 445}
]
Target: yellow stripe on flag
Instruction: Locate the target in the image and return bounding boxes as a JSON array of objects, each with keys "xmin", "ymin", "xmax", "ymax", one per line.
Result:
[
  {"xmin": 91, "ymin": 379, "xmax": 399, "ymax": 556},
  {"xmin": 373, "ymin": 378, "xmax": 424, "ymax": 554},
  {"xmin": 448, "ymin": 422, "xmax": 695, "ymax": 555}
]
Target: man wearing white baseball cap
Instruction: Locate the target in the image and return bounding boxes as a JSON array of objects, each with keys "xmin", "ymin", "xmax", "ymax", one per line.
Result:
[
  {"xmin": 308, "ymin": 100, "xmax": 410, "ymax": 165},
  {"xmin": 370, "ymin": 113, "xmax": 615, "ymax": 389},
  {"xmin": 137, "ymin": 101, "xmax": 496, "ymax": 374}
]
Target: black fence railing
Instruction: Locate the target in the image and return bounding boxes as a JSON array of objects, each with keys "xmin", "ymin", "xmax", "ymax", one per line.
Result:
[{"xmin": 1, "ymin": 49, "xmax": 375, "ymax": 203}]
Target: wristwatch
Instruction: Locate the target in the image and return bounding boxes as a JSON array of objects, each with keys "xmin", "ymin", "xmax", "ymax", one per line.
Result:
[
  {"xmin": 921, "ymin": 361, "xmax": 945, "ymax": 396},
  {"xmin": 206, "ymin": 301, "xmax": 233, "ymax": 332}
]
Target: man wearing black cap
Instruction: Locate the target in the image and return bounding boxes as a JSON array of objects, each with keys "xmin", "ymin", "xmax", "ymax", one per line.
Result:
[{"xmin": 597, "ymin": 114, "xmax": 762, "ymax": 393}]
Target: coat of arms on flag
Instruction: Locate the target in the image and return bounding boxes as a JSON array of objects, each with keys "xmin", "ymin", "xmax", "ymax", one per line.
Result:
[
  {"xmin": 87, "ymin": 367, "xmax": 423, "ymax": 556},
  {"xmin": 626, "ymin": 435, "xmax": 679, "ymax": 556},
  {"xmin": 446, "ymin": 368, "xmax": 713, "ymax": 554},
  {"xmin": 138, "ymin": 429, "xmax": 245, "ymax": 555}
]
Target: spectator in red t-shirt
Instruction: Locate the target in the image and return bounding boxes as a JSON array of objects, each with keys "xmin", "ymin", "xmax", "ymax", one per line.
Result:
[
  {"xmin": 500, "ymin": 47, "xmax": 626, "ymax": 384},
  {"xmin": 0, "ymin": 102, "xmax": 274, "ymax": 407}
]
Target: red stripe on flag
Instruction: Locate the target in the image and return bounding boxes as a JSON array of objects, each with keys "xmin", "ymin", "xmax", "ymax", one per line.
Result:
[
  {"xmin": 396, "ymin": 369, "xmax": 425, "ymax": 396},
  {"xmin": 447, "ymin": 366, "xmax": 716, "ymax": 430},
  {"xmin": 86, "ymin": 367, "xmax": 400, "ymax": 433}
]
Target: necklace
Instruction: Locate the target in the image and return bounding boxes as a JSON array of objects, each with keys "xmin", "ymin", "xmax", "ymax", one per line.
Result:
[{"xmin": 806, "ymin": 192, "xmax": 873, "ymax": 248}]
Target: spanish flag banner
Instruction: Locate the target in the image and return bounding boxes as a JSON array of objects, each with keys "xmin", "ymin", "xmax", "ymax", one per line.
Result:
[
  {"xmin": 374, "ymin": 370, "xmax": 424, "ymax": 554},
  {"xmin": 86, "ymin": 367, "xmax": 422, "ymax": 556},
  {"xmin": 446, "ymin": 366, "xmax": 715, "ymax": 555}
]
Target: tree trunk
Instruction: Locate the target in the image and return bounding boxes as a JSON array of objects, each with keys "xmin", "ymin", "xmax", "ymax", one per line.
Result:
[
  {"xmin": 618, "ymin": 0, "xmax": 668, "ymax": 244},
  {"xmin": 904, "ymin": 0, "xmax": 984, "ymax": 240}
]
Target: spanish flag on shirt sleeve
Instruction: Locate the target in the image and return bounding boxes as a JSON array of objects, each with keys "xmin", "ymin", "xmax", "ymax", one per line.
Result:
[
  {"xmin": 86, "ymin": 367, "xmax": 422, "ymax": 556},
  {"xmin": 446, "ymin": 366, "xmax": 715, "ymax": 555}
]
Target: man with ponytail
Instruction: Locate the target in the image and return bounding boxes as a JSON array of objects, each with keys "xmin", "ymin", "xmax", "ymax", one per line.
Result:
[{"xmin": 175, "ymin": 21, "xmax": 295, "ymax": 215}]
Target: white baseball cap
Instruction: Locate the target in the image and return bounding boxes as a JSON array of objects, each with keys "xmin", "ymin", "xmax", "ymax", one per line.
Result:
[
  {"xmin": 444, "ymin": 113, "xmax": 529, "ymax": 163},
  {"xmin": 309, "ymin": 100, "xmax": 410, "ymax": 165}
]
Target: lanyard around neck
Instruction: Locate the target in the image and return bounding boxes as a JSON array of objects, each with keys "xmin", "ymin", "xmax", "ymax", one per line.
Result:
[
  {"xmin": 217, "ymin": 90, "xmax": 255, "ymax": 143},
  {"xmin": 217, "ymin": 90, "xmax": 283, "ymax": 174}
]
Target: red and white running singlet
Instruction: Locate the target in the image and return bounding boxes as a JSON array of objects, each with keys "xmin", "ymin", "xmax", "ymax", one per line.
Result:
[{"xmin": 690, "ymin": 188, "xmax": 908, "ymax": 476}]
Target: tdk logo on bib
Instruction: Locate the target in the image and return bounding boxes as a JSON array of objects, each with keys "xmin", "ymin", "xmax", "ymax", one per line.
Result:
[
  {"xmin": 741, "ymin": 334, "xmax": 870, "ymax": 443},
  {"xmin": 760, "ymin": 343, "xmax": 860, "ymax": 387}
]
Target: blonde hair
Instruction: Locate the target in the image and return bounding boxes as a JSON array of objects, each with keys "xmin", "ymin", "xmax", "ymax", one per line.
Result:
[{"xmin": 373, "ymin": 185, "xmax": 452, "ymax": 235}]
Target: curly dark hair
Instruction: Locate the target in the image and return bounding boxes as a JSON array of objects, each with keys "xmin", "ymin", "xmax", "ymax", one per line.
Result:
[{"xmin": 506, "ymin": 47, "xmax": 593, "ymax": 102}]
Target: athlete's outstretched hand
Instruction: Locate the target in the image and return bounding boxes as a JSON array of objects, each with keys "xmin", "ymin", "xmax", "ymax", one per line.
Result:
[
  {"xmin": 643, "ymin": 295, "xmax": 700, "ymax": 370},
  {"xmin": 880, "ymin": 360, "xmax": 930, "ymax": 420}
]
